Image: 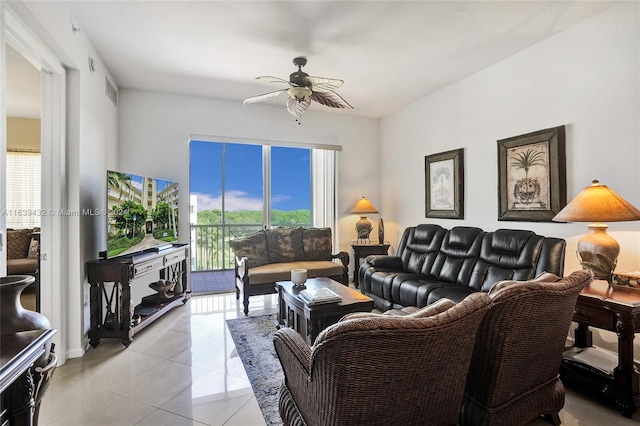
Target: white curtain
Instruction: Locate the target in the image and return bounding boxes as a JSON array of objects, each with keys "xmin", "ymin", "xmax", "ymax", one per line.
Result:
[
  {"xmin": 311, "ymin": 149, "xmax": 338, "ymax": 246},
  {"xmin": 6, "ymin": 150, "xmax": 41, "ymax": 228}
]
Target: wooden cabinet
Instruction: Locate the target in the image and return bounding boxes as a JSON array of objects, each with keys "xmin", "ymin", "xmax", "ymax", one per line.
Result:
[
  {"xmin": 561, "ymin": 279, "xmax": 640, "ymax": 417},
  {"xmin": 86, "ymin": 245, "xmax": 190, "ymax": 347},
  {"xmin": 0, "ymin": 329, "xmax": 56, "ymax": 426}
]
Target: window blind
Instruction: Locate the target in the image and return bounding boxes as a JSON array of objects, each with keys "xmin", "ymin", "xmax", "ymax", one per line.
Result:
[{"xmin": 6, "ymin": 149, "xmax": 41, "ymax": 228}]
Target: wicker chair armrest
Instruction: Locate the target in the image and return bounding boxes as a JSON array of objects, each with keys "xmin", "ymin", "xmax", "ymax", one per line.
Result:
[
  {"xmin": 273, "ymin": 328, "xmax": 312, "ymax": 378},
  {"xmin": 331, "ymin": 251, "xmax": 349, "ymax": 268}
]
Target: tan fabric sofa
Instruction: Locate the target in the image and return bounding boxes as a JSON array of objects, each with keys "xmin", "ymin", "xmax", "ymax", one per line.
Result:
[
  {"xmin": 7, "ymin": 228, "xmax": 40, "ymax": 276},
  {"xmin": 230, "ymin": 227, "xmax": 348, "ymax": 315}
]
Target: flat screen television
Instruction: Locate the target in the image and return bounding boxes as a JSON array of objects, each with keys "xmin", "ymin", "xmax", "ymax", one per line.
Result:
[{"xmin": 106, "ymin": 170, "xmax": 180, "ymax": 259}]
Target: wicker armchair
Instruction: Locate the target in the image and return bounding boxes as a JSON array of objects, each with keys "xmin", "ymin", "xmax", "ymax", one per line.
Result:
[
  {"xmin": 273, "ymin": 293, "xmax": 492, "ymax": 426},
  {"xmin": 461, "ymin": 270, "xmax": 592, "ymax": 426}
]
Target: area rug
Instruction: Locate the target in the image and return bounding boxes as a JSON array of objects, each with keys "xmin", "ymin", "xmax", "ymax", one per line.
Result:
[{"xmin": 226, "ymin": 314, "xmax": 283, "ymax": 426}]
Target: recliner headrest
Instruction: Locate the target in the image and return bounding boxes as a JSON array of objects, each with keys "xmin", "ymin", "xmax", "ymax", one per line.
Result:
[
  {"xmin": 447, "ymin": 227, "xmax": 484, "ymax": 249},
  {"xmin": 490, "ymin": 229, "xmax": 534, "ymax": 255},
  {"xmin": 414, "ymin": 224, "xmax": 445, "ymax": 243}
]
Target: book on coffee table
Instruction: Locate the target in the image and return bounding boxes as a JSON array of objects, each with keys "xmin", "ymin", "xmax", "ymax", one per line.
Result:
[{"xmin": 299, "ymin": 287, "xmax": 342, "ymax": 306}]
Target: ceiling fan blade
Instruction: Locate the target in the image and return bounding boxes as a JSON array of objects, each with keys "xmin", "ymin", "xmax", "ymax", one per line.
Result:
[
  {"xmin": 256, "ymin": 76, "xmax": 293, "ymax": 85},
  {"xmin": 305, "ymin": 76, "xmax": 344, "ymax": 92},
  {"xmin": 310, "ymin": 90, "xmax": 353, "ymax": 109},
  {"xmin": 287, "ymin": 97, "xmax": 311, "ymax": 117},
  {"xmin": 243, "ymin": 88, "xmax": 287, "ymax": 105}
]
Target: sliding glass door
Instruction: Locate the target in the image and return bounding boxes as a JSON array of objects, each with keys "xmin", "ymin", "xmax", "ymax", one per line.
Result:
[
  {"xmin": 270, "ymin": 146, "xmax": 311, "ymax": 227},
  {"xmin": 190, "ymin": 140, "xmax": 313, "ymax": 271}
]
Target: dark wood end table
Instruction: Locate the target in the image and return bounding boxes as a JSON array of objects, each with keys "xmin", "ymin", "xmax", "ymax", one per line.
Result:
[
  {"xmin": 276, "ymin": 277, "xmax": 374, "ymax": 345},
  {"xmin": 351, "ymin": 241, "xmax": 390, "ymax": 287},
  {"xmin": 560, "ymin": 279, "xmax": 640, "ymax": 417}
]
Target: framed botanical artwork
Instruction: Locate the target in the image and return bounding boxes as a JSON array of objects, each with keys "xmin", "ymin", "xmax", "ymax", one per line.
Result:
[
  {"xmin": 497, "ymin": 125, "xmax": 566, "ymax": 222},
  {"xmin": 425, "ymin": 148, "xmax": 464, "ymax": 219}
]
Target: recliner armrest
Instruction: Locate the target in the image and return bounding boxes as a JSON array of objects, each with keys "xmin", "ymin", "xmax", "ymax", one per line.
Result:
[{"xmin": 366, "ymin": 255, "xmax": 403, "ymax": 270}]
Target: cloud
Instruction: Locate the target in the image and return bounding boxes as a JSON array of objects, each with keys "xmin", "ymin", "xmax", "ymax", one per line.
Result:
[{"xmin": 192, "ymin": 190, "xmax": 263, "ymax": 211}]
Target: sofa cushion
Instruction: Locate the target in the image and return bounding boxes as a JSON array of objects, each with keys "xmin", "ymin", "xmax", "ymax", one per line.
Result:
[
  {"xmin": 7, "ymin": 258, "xmax": 38, "ymax": 275},
  {"xmin": 400, "ymin": 224, "xmax": 446, "ymax": 274},
  {"xmin": 302, "ymin": 227, "xmax": 332, "ymax": 261},
  {"xmin": 7, "ymin": 229, "xmax": 31, "ymax": 259},
  {"xmin": 468, "ymin": 230, "xmax": 545, "ymax": 292},
  {"xmin": 247, "ymin": 260, "xmax": 344, "ymax": 285},
  {"xmin": 229, "ymin": 231, "xmax": 270, "ymax": 268},
  {"xmin": 266, "ymin": 227, "xmax": 305, "ymax": 263},
  {"xmin": 430, "ymin": 227, "xmax": 484, "ymax": 285}
]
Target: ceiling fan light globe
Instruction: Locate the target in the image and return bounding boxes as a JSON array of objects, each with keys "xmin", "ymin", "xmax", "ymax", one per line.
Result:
[{"xmin": 287, "ymin": 87, "xmax": 312, "ymax": 101}]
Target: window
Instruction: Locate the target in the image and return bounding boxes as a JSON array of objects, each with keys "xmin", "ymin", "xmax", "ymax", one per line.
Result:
[
  {"xmin": 189, "ymin": 138, "xmax": 339, "ymax": 271},
  {"xmin": 6, "ymin": 149, "xmax": 41, "ymax": 228}
]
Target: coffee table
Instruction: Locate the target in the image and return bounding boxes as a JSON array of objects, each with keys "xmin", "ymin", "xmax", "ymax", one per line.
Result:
[{"xmin": 276, "ymin": 277, "xmax": 374, "ymax": 345}]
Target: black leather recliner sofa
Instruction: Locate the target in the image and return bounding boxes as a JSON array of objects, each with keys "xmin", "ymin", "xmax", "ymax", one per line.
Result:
[{"xmin": 358, "ymin": 224, "xmax": 566, "ymax": 311}]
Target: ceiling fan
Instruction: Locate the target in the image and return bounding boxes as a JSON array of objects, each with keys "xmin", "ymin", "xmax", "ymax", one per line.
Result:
[{"xmin": 243, "ymin": 57, "xmax": 353, "ymax": 120}]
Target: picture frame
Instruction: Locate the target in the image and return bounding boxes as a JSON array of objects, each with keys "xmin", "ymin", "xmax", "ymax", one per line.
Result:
[
  {"xmin": 497, "ymin": 125, "xmax": 566, "ymax": 222},
  {"xmin": 425, "ymin": 148, "xmax": 464, "ymax": 219}
]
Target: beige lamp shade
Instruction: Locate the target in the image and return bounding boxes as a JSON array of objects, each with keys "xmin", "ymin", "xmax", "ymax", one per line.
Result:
[
  {"xmin": 350, "ymin": 197, "xmax": 379, "ymax": 215},
  {"xmin": 552, "ymin": 180, "xmax": 640, "ymax": 223},
  {"xmin": 553, "ymin": 180, "xmax": 640, "ymax": 281},
  {"xmin": 350, "ymin": 197, "xmax": 378, "ymax": 241}
]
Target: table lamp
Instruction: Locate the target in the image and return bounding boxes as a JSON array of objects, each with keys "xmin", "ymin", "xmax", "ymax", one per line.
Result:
[
  {"xmin": 552, "ymin": 180, "xmax": 640, "ymax": 281},
  {"xmin": 350, "ymin": 196, "xmax": 378, "ymax": 242}
]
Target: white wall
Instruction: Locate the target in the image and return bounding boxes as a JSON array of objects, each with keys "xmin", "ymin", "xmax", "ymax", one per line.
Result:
[
  {"xmin": 380, "ymin": 2, "xmax": 640, "ymax": 352},
  {"xmin": 117, "ymin": 89, "xmax": 380, "ymax": 265}
]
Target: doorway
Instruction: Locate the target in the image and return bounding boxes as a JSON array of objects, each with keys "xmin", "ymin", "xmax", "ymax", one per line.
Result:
[
  {"xmin": 2, "ymin": 4, "xmax": 67, "ymax": 362},
  {"xmin": 5, "ymin": 44, "xmax": 42, "ymax": 312}
]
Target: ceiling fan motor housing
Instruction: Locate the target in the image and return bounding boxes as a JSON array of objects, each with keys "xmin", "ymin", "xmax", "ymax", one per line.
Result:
[{"xmin": 289, "ymin": 71, "xmax": 310, "ymax": 88}]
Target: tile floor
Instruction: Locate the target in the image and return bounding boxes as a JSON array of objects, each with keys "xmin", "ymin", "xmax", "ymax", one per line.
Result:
[{"xmin": 39, "ymin": 291, "xmax": 640, "ymax": 426}]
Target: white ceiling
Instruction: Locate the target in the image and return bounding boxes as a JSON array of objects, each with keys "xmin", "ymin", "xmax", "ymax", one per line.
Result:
[{"xmin": 8, "ymin": 1, "xmax": 616, "ymax": 119}]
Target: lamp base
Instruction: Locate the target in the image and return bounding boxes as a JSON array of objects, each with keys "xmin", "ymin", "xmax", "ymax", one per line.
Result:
[
  {"xmin": 577, "ymin": 223, "xmax": 619, "ymax": 280},
  {"xmin": 356, "ymin": 216, "xmax": 373, "ymax": 241}
]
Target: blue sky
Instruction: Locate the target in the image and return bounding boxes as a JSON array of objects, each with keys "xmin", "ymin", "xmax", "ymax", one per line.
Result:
[{"xmin": 189, "ymin": 141, "xmax": 311, "ymax": 212}]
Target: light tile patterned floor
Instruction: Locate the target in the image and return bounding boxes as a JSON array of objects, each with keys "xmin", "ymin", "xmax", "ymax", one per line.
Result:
[{"xmin": 39, "ymin": 290, "xmax": 640, "ymax": 425}]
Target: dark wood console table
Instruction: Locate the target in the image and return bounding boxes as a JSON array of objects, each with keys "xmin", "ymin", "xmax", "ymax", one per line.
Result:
[
  {"xmin": 351, "ymin": 241, "xmax": 390, "ymax": 287},
  {"xmin": 1, "ymin": 329, "xmax": 56, "ymax": 426},
  {"xmin": 87, "ymin": 245, "xmax": 190, "ymax": 347},
  {"xmin": 560, "ymin": 279, "xmax": 640, "ymax": 417}
]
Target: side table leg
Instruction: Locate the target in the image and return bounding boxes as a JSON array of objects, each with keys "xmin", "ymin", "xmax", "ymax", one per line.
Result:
[
  {"xmin": 120, "ymin": 282, "xmax": 133, "ymax": 347},
  {"xmin": 614, "ymin": 312, "xmax": 639, "ymax": 417},
  {"xmin": 352, "ymin": 266, "xmax": 358, "ymax": 288},
  {"xmin": 88, "ymin": 281, "xmax": 102, "ymax": 347},
  {"xmin": 574, "ymin": 322, "xmax": 592, "ymax": 348}
]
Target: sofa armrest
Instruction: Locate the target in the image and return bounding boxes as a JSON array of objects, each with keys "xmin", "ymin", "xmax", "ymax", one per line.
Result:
[
  {"xmin": 366, "ymin": 255, "xmax": 403, "ymax": 270},
  {"xmin": 331, "ymin": 251, "xmax": 349, "ymax": 268},
  {"xmin": 235, "ymin": 255, "xmax": 249, "ymax": 280}
]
